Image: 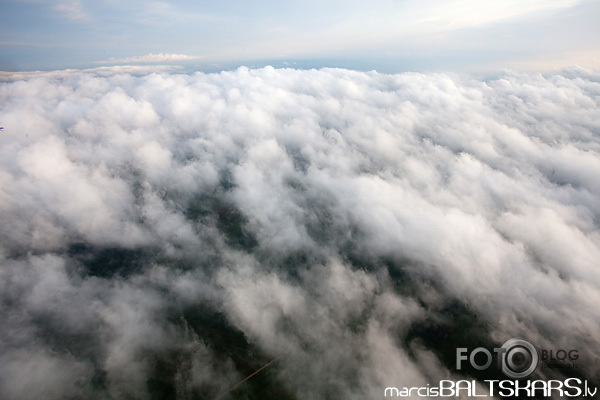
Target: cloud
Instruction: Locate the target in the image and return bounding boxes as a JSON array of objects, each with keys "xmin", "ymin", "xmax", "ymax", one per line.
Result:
[
  {"xmin": 0, "ymin": 65, "xmax": 183, "ymax": 82},
  {"xmin": 96, "ymin": 53, "xmax": 201, "ymax": 65},
  {"xmin": 0, "ymin": 66, "xmax": 599, "ymax": 398},
  {"xmin": 53, "ymin": 0, "xmax": 89, "ymax": 21},
  {"xmin": 416, "ymin": 0, "xmax": 580, "ymax": 31},
  {"xmin": 501, "ymin": 49, "xmax": 600, "ymax": 72},
  {"xmin": 8, "ymin": 0, "xmax": 90, "ymax": 22}
]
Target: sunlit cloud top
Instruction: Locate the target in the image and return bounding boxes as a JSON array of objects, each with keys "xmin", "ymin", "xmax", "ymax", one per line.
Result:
[{"xmin": 0, "ymin": 0, "xmax": 599, "ymax": 72}]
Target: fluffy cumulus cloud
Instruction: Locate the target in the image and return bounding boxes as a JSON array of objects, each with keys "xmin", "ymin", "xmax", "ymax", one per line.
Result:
[{"xmin": 0, "ymin": 66, "xmax": 599, "ymax": 399}]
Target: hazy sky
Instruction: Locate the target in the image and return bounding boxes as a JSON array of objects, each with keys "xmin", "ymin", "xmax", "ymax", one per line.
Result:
[{"xmin": 1, "ymin": 0, "xmax": 599, "ymax": 72}]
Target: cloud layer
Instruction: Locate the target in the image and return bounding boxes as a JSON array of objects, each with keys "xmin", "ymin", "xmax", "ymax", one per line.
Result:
[
  {"xmin": 0, "ymin": 66, "xmax": 599, "ymax": 399},
  {"xmin": 96, "ymin": 53, "xmax": 201, "ymax": 65}
]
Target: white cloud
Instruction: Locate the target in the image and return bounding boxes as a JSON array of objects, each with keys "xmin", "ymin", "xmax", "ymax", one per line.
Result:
[
  {"xmin": 53, "ymin": 0, "xmax": 89, "ymax": 21},
  {"xmin": 0, "ymin": 66, "xmax": 599, "ymax": 398},
  {"xmin": 415, "ymin": 0, "xmax": 580, "ymax": 31},
  {"xmin": 0, "ymin": 65, "xmax": 182, "ymax": 82},
  {"xmin": 501, "ymin": 49, "xmax": 600, "ymax": 72},
  {"xmin": 96, "ymin": 53, "xmax": 201, "ymax": 65},
  {"xmin": 7, "ymin": 0, "xmax": 90, "ymax": 22}
]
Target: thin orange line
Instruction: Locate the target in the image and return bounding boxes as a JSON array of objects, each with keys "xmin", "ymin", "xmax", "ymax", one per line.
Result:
[{"xmin": 215, "ymin": 357, "xmax": 280, "ymax": 399}]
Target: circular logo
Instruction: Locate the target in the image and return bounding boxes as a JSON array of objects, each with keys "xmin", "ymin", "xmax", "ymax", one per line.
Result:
[{"xmin": 500, "ymin": 338, "xmax": 539, "ymax": 379}]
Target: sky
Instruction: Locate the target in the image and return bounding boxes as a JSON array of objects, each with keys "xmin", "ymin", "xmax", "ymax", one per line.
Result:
[{"xmin": 1, "ymin": 0, "xmax": 600, "ymax": 72}]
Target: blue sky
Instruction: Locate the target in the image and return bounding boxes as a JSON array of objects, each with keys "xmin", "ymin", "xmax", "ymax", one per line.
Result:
[{"xmin": 1, "ymin": 0, "xmax": 599, "ymax": 72}]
